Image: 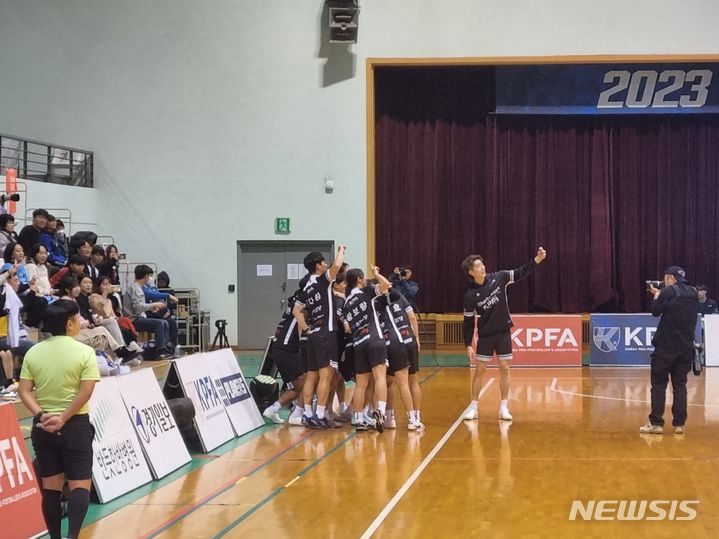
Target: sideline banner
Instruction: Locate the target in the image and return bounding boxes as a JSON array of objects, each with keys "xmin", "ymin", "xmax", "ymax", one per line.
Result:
[
  {"xmin": 89, "ymin": 378, "xmax": 153, "ymax": 503},
  {"xmin": 172, "ymin": 355, "xmax": 235, "ymax": 452},
  {"xmin": 703, "ymin": 314, "xmax": 719, "ymax": 366},
  {"xmin": 117, "ymin": 369, "xmax": 191, "ymax": 479},
  {"xmin": 509, "ymin": 315, "xmax": 582, "ymax": 366},
  {"xmin": 590, "ymin": 313, "xmax": 701, "ymax": 366},
  {"xmin": 204, "ymin": 349, "xmax": 264, "ymax": 436},
  {"xmin": 0, "ymin": 402, "xmax": 46, "ymax": 539}
]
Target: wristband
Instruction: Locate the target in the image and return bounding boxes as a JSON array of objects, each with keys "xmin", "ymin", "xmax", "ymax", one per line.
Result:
[{"xmin": 34, "ymin": 410, "xmax": 45, "ymax": 422}]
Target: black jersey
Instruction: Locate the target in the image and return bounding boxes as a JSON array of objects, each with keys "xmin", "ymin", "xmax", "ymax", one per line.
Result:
[
  {"xmin": 462, "ymin": 259, "xmax": 537, "ymax": 345},
  {"xmin": 378, "ymin": 291, "xmax": 416, "ymax": 346},
  {"xmin": 343, "ymin": 285, "xmax": 384, "ymax": 347},
  {"xmin": 272, "ymin": 292, "xmax": 300, "ymax": 353},
  {"xmin": 295, "ymin": 270, "xmax": 336, "ymax": 337}
]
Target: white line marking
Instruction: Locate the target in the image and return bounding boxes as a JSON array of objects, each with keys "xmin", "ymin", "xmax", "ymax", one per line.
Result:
[
  {"xmin": 360, "ymin": 378, "xmax": 496, "ymax": 539},
  {"xmin": 549, "ymin": 378, "xmax": 719, "ymax": 407}
]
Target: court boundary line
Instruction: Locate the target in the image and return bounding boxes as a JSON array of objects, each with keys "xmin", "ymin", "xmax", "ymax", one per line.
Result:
[
  {"xmin": 549, "ymin": 377, "xmax": 719, "ymax": 407},
  {"xmin": 359, "ymin": 378, "xmax": 496, "ymax": 539}
]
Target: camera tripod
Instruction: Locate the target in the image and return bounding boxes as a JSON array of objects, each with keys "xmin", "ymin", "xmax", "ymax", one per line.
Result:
[{"xmin": 211, "ymin": 319, "xmax": 230, "ymax": 350}]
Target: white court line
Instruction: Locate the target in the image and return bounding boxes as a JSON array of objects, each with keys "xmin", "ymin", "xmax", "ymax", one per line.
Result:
[
  {"xmin": 360, "ymin": 378, "xmax": 496, "ymax": 539},
  {"xmin": 549, "ymin": 377, "xmax": 719, "ymax": 408}
]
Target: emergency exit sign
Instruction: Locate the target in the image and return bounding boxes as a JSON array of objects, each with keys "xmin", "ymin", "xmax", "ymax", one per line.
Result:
[{"xmin": 275, "ymin": 217, "xmax": 291, "ymax": 234}]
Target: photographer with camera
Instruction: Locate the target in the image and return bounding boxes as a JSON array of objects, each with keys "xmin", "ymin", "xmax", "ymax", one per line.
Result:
[
  {"xmin": 390, "ymin": 264, "xmax": 420, "ymax": 314},
  {"xmin": 640, "ymin": 266, "xmax": 699, "ymax": 435}
]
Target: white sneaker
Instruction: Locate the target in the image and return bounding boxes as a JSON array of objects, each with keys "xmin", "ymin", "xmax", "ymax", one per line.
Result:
[
  {"xmin": 385, "ymin": 415, "xmax": 397, "ymax": 429},
  {"xmin": 287, "ymin": 415, "xmax": 304, "ymax": 426},
  {"xmin": 408, "ymin": 420, "xmax": 425, "ymax": 431},
  {"xmin": 639, "ymin": 423, "xmax": 663, "ymax": 434},
  {"xmin": 263, "ymin": 408, "xmax": 283, "ymax": 424},
  {"xmin": 498, "ymin": 408, "xmax": 513, "ymax": 421},
  {"xmin": 463, "ymin": 408, "xmax": 478, "ymax": 421}
]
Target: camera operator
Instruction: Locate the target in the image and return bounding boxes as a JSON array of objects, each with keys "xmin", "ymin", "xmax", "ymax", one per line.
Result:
[
  {"xmin": 640, "ymin": 266, "xmax": 699, "ymax": 435},
  {"xmin": 390, "ymin": 265, "xmax": 419, "ymax": 313}
]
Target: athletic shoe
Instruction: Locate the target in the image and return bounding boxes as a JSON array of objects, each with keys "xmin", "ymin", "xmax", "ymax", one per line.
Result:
[
  {"xmin": 498, "ymin": 409, "xmax": 513, "ymax": 421},
  {"xmin": 324, "ymin": 415, "xmax": 340, "ymax": 429},
  {"xmin": 639, "ymin": 423, "xmax": 663, "ymax": 434},
  {"xmin": 288, "ymin": 415, "xmax": 304, "ymax": 426},
  {"xmin": 263, "ymin": 408, "xmax": 283, "ymax": 424},
  {"xmin": 463, "ymin": 408, "xmax": 478, "ymax": 421},
  {"xmin": 352, "ymin": 420, "xmax": 372, "ymax": 431},
  {"xmin": 302, "ymin": 414, "xmax": 324, "ymax": 429},
  {"xmin": 363, "ymin": 413, "xmax": 376, "ymax": 427},
  {"xmin": 674, "ymin": 425, "xmax": 685, "ymax": 435},
  {"xmin": 339, "ymin": 409, "xmax": 353, "ymax": 422},
  {"xmin": 408, "ymin": 420, "xmax": 425, "ymax": 431},
  {"xmin": 385, "ymin": 416, "xmax": 397, "ymax": 429},
  {"xmin": 332, "ymin": 412, "xmax": 349, "ymax": 424},
  {"xmin": 316, "ymin": 417, "xmax": 331, "ymax": 429},
  {"xmin": 372, "ymin": 410, "xmax": 385, "ymax": 433}
]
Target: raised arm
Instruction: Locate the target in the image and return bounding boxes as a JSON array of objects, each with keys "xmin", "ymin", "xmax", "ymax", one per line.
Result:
[
  {"xmin": 328, "ymin": 245, "xmax": 346, "ymax": 280},
  {"xmin": 370, "ymin": 264, "xmax": 391, "ymax": 295}
]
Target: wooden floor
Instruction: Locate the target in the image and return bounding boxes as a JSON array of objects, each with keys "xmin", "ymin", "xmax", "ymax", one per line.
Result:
[{"xmin": 78, "ymin": 366, "xmax": 719, "ymax": 538}]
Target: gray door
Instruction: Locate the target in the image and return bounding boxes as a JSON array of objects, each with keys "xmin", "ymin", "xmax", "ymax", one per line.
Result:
[{"xmin": 237, "ymin": 241, "xmax": 334, "ymax": 349}]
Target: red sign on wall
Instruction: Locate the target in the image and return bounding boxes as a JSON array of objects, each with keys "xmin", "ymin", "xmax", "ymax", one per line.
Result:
[
  {"xmin": 0, "ymin": 403, "xmax": 46, "ymax": 539},
  {"xmin": 509, "ymin": 315, "xmax": 583, "ymax": 366}
]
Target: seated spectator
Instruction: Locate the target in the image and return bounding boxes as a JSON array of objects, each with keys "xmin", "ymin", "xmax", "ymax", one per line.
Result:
[
  {"xmin": 156, "ymin": 271, "xmax": 176, "ymax": 313},
  {"xmin": 90, "ymin": 276, "xmax": 139, "ymax": 349},
  {"xmin": 697, "ymin": 285, "xmax": 718, "ymax": 315},
  {"xmin": 99, "ymin": 244, "xmax": 122, "ymax": 285},
  {"xmin": 58, "ymin": 275, "xmax": 139, "ymax": 363},
  {"xmin": 50, "ymin": 254, "xmax": 87, "ymax": 288},
  {"xmin": 143, "ymin": 271, "xmax": 180, "ymax": 354},
  {"xmin": 39, "ymin": 215, "xmax": 67, "ymax": 268},
  {"xmin": 123, "ymin": 265, "xmax": 173, "ymax": 359},
  {"xmin": 17, "ymin": 208, "xmax": 49, "ymax": 254},
  {"xmin": 25, "ymin": 243, "xmax": 56, "ymax": 302},
  {"xmin": 54, "ymin": 219, "xmax": 70, "ymax": 260},
  {"xmin": 0, "ymin": 241, "xmax": 48, "ymax": 327},
  {"xmin": 0, "ymin": 214, "xmax": 19, "ymax": 257},
  {"xmin": 75, "ymin": 238, "xmax": 93, "ymax": 259},
  {"xmin": 85, "ymin": 245, "xmax": 104, "ymax": 280}
]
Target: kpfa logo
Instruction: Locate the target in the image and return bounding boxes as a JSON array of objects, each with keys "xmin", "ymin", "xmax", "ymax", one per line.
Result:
[
  {"xmin": 131, "ymin": 406, "xmax": 150, "ymax": 444},
  {"xmin": 593, "ymin": 327, "xmax": 621, "ymax": 353}
]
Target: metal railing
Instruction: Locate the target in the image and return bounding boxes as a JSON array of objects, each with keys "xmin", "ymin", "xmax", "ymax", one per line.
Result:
[{"xmin": 0, "ymin": 132, "xmax": 93, "ymax": 187}]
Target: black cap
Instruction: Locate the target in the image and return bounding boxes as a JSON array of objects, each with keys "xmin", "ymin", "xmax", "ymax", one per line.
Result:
[{"xmin": 663, "ymin": 266, "xmax": 687, "ymax": 283}]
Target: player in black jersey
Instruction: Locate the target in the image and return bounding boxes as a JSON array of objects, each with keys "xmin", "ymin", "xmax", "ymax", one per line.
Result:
[
  {"xmin": 262, "ymin": 275, "xmax": 311, "ymax": 425},
  {"xmin": 378, "ymin": 290, "xmax": 424, "ymax": 430},
  {"xmin": 344, "ymin": 266, "xmax": 391, "ymax": 431},
  {"xmin": 461, "ymin": 247, "xmax": 547, "ymax": 421},
  {"xmin": 293, "ymin": 246, "xmax": 346, "ymax": 429}
]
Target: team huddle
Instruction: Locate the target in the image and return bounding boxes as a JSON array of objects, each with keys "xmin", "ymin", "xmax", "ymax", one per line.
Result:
[
  {"xmin": 262, "ymin": 245, "xmax": 549, "ymax": 432},
  {"xmin": 263, "ymin": 246, "xmax": 423, "ymax": 432}
]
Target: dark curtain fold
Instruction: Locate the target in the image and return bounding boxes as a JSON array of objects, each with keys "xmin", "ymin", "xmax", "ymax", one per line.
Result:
[{"xmin": 375, "ymin": 66, "xmax": 719, "ymax": 314}]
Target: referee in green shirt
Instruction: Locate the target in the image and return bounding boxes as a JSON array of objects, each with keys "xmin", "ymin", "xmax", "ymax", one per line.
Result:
[{"xmin": 19, "ymin": 299, "xmax": 100, "ymax": 539}]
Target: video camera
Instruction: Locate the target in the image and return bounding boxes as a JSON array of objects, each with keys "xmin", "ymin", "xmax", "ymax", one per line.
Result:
[
  {"xmin": 215, "ymin": 319, "xmax": 227, "ymax": 330},
  {"xmin": 0, "ymin": 193, "xmax": 20, "ymax": 205},
  {"xmin": 645, "ymin": 280, "xmax": 664, "ymax": 290},
  {"xmin": 399, "ymin": 268, "xmax": 408, "ymax": 278}
]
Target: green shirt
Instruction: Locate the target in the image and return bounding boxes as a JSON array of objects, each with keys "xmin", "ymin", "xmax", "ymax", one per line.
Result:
[{"xmin": 20, "ymin": 336, "xmax": 100, "ymax": 415}]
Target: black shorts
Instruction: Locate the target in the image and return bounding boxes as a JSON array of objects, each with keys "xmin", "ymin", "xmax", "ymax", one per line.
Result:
[
  {"xmin": 407, "ymin": 343, "xmax": 419, "ymax": 375},
  {"xmin": 31, "ymin": 414, "xmax": 95, "ymax": 480},
  {"xmin": 306, "ymin": 332, "xmax": 338, "ymax": 371},
  {"xmin": 269, "ymin": 346, "xmax": 301, "ymax": 384},
  {"xmin": 386, "ymin": 341, "xmax": 410, "ymax": 375},
  {"xmin": 338, "ymin": 345, "xmax": 355, "ymax": 382},
  {"xmin": 353, "ymin": 338, "xmax": 387, "ymax": 375},
  {"xmin": 474, "ymin": 330, "xmax": 513, "ymax": 362}
]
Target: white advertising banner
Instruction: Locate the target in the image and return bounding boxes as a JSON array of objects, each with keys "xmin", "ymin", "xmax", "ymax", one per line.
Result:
[
  {"xmin": 704, "ymin": 314, "xmax": 719, "ymax": 367},
  {"xmin": 172, "ymin": 355, "xmax": 235, "ymax": 452},
  {"xmin": 117, "ymin": 369, "xmax": 191, "ymax": 479},
  {"xmin": 89, "ymin": 378, "xmax": 153, "ymax": 503},
  {"xmin": 204, "ymin": 349, "xmax": 264, "ymax": 436}
]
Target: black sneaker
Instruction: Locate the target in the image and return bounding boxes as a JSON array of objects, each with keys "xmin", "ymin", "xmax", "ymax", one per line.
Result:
[
  {"xmin": 372, "ymin": 410, "xmax": 385, "ymax": 433},
  {"xmin": 119, "ymin": 350, "xmax": 142, "ymax": 365}
]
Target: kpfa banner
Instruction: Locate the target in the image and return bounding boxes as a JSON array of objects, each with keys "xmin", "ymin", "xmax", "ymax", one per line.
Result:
[
  {"xmin": 204, "ymin": 349, "xmax": 264, "ymax": 436},
  {"xmin": 510, "ymin": 315, "xmax": 582, "ymax": 366},
  {"xmin": 590, "ymin": 313, "xmax": 701, "ymax": 366},
  {"xmin": 117, "ymin": 369, "xmax": 191, "ymax": 479},
  {"xmin": 89, "ymin": 378, "xmax": 153, "ymax": 503},
  {"xmin": 172, "ymin": 355, "xmax": 235, "ymax": 452},
  {"xmin": 703, "ymin": 315, "xmax": 719, "ymax": 367},
  {"xmin": 0, "ymin": 403, "xmax": 46, "ymax": 539}
]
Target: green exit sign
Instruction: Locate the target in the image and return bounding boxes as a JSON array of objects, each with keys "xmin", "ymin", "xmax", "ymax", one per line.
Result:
[{"xmin": 275, "ymin": 217, "xmax": 291, "ymax": 234}]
